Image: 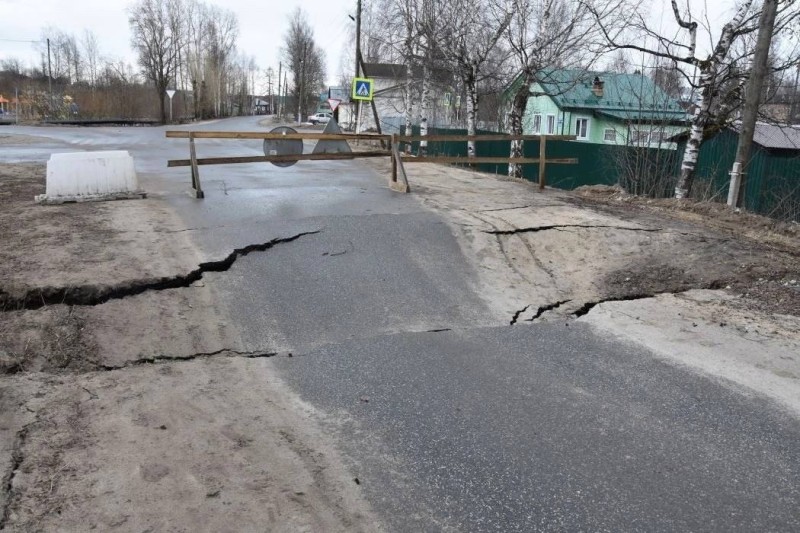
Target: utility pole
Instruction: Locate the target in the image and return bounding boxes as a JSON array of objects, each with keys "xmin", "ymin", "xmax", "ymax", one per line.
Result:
[
  {"xmin": 277, "ymin": 62, "xmax": 282, "ymax": 117},
  {"xmin": 266, "ymin": 68, "xmax": 274, "ymax": 116},
  {"xmin": 727, "ymin": 0, "xmax": 779, "ymax": 208},
  {"xmin": 355, "ymin": 0, "xmax": 361, "ymax": 79},
  {"xmin": 283, "ymin": 77, "xmax": 288, "ymax": 120},
  {"xmin": 354, "ymin": 0, "xmax": 363, "ymax": 133},
  {"xmin": 47, "ymin": 38, "xmax": 53, "ymax": 116}
]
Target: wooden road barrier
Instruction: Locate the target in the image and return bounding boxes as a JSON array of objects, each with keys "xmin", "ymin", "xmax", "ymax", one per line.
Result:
[{"xmin": 166, "ymin": 130, "xmax": 577, "ymax": 198}]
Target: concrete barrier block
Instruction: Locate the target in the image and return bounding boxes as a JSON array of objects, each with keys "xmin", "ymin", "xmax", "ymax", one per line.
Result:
[{"xmin": 36, "ymin": 151, "xmax": 145, "ymax": 204}]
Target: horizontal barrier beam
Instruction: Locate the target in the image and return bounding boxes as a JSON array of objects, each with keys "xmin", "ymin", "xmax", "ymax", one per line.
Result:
[
  {"xmin": 168, "ymin": 151, "xmax": 392, "ymax": 167},
  {"xmin": 166, "ymin": 130, "xmax": 390, "ymax": 141},
  {"xmin": 399, "ymin": 156, "xmax": 578, "ymax": 165},
  {"xmin": 396, "ymin": 134, "xmax": 577, "ymax": 142}
]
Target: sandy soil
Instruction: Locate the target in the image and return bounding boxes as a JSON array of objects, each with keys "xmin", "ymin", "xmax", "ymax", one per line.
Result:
[
  {"xmin": 0, "ymin": 163, "xmax": 382, "ymax": 531},
  {"xmin": 0, "ymin": 359, "xmax": 377, "ymax": 532}
]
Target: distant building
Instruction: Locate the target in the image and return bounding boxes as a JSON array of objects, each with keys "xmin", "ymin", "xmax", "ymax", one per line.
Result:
[{"xmin": 506, "ymin": 69, "xmax": 689, "ymax": 148}]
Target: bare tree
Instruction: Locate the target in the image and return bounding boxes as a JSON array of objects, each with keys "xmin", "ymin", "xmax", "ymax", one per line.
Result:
[
  {"xmin": 504, "ymin": 0, "xmax": 612, "ymax": 178},
  {"xmin": 1, "ymin": 58, "xmax": 25, "ymax": 76},
  {"xmin": 590, "ymin": 0, "xmax": 800, "ymax": 198},
  {"xmin": 129, "ymin": 0, "xmax": 181, "ymax": 122},
  {"xmin": 435, "ymin": 0, "xmax": 512, "ymax": 156},
  {"xmin": 82, "ymin": 30, "xmax": 100, "ymax": 89},
  {"xmin": 281, "ymin": 8, "xmax": 326, "ymax": 123}
]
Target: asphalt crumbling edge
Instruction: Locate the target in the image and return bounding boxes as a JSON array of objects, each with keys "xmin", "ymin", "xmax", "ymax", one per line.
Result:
[
  {"xmin": 0, "ymin": 231, "xmax": 320, "ymax": 312},
  {"xmin": 1, "ymin": 422, "xmax": 31, "ymax": 530},
  {"xmin": 511, "ymin": 283, "xmax": 727, "ymax": 325}
]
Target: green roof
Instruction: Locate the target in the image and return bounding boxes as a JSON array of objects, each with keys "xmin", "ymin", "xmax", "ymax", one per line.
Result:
[{"xmin": 534, "ymin": 69, "xmax": 688, "ymax": 120}]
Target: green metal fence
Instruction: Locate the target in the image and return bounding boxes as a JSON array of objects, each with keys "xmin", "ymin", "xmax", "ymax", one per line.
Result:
[
  {"xmin": 403, "ymin": 126, "xmax": 800, "ymax": 221},
  {"xmin": 679, "ymin": 130, "xmax": 800, "ymax": 221}
]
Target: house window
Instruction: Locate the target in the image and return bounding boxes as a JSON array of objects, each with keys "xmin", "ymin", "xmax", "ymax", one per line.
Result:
[
  {"xmin": 532, "ymin": 114, "xmax": 542, "ymax": 134},
  {"xmin": 649, "ymin": 130, "xmax": 665, "ymax": 144},
  {"xmin": 575, "ymin": 118, "xmax": 589, "ymax": 139},
  {"xmin": 546, "ymin": 114, "xmax": 556, "ymax": 134},
  {"xmin": 603, "ymin": 128, "xmax": 616, "ymax": 142},
  {"xmin": 630, "ymin": 129, "xmax": 649, "ymax": 145}
]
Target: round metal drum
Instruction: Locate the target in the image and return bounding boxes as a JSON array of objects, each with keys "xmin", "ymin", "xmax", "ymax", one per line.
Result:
[{"xmin": 263, "ymin": 126, "xmax": 303, "ymax": 167}]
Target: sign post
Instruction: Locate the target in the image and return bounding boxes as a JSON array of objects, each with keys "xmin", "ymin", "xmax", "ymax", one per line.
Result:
[{"xmin": 166, "ymin": 89, "xmax": 176, "ymax": 123}]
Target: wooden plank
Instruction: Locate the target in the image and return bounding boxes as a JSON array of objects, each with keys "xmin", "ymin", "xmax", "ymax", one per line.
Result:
[
  {"xmin": 394, "ymin": 134, "xmax": 577, "ymax": 142},
  {"xmin": 168, "ymin": 151, "xmax": 392, "ymax": 167},
  {"xmin": 538, "ymin": 136, "xmax": 547, "ymax": 190},
  {"xmin": 166, "ymin": 130, "xmax": 390, "ymax": 141},
  {"xmin": 399, "ymin": 156, "xmax": 578, "ymax": 165}
]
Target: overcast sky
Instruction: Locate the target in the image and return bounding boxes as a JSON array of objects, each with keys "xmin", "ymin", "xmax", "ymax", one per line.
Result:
[
  {"xmin": 0, "ymin": 0, "xmax": 737, "ymax": 89},
  {"xmin": 0, "ymin": 0, "xmax": 356, "ymax": 87}
]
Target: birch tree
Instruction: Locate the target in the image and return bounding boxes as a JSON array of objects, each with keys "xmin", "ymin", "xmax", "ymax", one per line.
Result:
[
  {"xmin": 590, "ymin": 0, "xmax": 800, "ymax": 198},
  {"xmin": 504, "ymin": 0, "xmax": 610, "ymax": 178},
  {"xmin": 436, "ymin": 0, "xmax": 512, "ymax": 156}
]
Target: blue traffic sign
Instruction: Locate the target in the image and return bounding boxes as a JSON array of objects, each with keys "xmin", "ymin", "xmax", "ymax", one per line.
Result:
[{"xmin": 352, "ymin": 77, "xmax": 374, "ymax": 101}]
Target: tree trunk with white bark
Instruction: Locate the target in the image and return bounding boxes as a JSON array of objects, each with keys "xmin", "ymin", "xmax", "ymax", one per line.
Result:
[{"xmin": 507, "ymin": 73, "xmax": 531, "ymax": 178}]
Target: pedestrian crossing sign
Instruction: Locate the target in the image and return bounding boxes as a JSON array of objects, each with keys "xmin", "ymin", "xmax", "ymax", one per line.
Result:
[{"xmin": 352, "ymin": 77, "xmax": 374, "ymax": 101}]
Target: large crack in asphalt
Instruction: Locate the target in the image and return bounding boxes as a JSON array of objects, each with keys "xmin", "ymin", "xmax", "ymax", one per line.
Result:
[
  {"xmin": 511, "ymin": 283, "xmax": 728, "ymax": 325},
  {"xmin": 0, "ymin": 231, "xmax": 320, "ymax": 312},
  {"xmin": 97, "ymin": 348, "xmax": 284, "ymax": 371},
  {"xmin": 571, "ymin": 282, "xmax": 726, "ymax": 318},
  {"xmin": 485, "ymin": 224, "xmax": 663, "ymax": 235},
  {"xmin": 510, "ymin": 300, "xmax": 572, "ymax": 325}
]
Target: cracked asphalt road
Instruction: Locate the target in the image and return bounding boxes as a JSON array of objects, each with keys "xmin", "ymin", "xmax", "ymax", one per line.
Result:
[{"xmin": 3, "ymin": 116, "xmax": 800, "ymax": 531}]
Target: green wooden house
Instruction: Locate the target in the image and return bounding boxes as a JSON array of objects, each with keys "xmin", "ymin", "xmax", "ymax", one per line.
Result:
[{"xmin": 509, "ymin": 69, "xmax": 689, "ymax": 148}]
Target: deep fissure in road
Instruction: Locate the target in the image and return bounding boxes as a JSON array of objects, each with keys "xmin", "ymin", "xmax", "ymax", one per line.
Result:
[
  {"xmin": 98, "ymin": 348, "xmax": 281, "ymax": 371},
  {"xmin": 0, "ymin": 231, "xmax": 320, "ymax": 312},
  {"xmin": 572, "ymin": 281, "xmax": 726, "ymax": 317},
  {"xmin": 484, "ymin": 224, "xmax": 663, "ymax": 236},
  {"xmin": 510, "ymin": 300, "xmax": 572, "ymax": 325}
]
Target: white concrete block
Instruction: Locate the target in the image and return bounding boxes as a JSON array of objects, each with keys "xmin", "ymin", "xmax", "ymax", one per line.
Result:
[{"xmin": 37, "ymin": 151, "xmax": 145, "ymax": 204}]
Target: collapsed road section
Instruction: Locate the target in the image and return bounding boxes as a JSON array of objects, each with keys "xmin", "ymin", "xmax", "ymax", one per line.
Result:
[{"xmin": 0, "ymin": 231, "xmax": 320, "ymax": 311}]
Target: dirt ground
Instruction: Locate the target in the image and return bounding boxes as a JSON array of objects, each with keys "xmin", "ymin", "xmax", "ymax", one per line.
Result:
[
  {"xmin": 0, "ymin": 162, "xmax": 382, "ymax": 531},
  {"xmin": 2, "ymin": 147, "xmax": 800, "ymax": 529}
]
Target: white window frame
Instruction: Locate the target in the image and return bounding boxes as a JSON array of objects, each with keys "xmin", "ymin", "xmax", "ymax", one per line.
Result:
[
  {"xmin": 546, "ymin": 114, "xmax": 556, "ymax": 135},
  {"xmin": 575, "ymin": 117, "xmax": 590, "ymax": 140},
  {"xmin": 603, "ymin": 128, "xmax": 616, "ymax": 142},
  {"xmin": 532, "ymin": 113, "xmax": 542, "ymax": 134}
]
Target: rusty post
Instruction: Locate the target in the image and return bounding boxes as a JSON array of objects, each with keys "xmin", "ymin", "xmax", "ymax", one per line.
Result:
[{"xmin": 391, "ymin": 133, "xmax": 398, "ymax": 183}]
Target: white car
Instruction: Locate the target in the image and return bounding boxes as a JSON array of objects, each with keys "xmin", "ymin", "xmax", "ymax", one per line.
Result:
[{"xmin": 308, "ymin": 112, "xmax": 332, "ymax": 125}]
